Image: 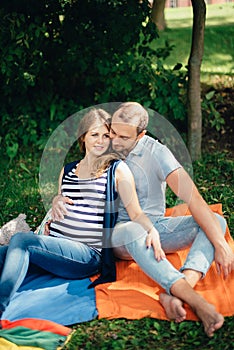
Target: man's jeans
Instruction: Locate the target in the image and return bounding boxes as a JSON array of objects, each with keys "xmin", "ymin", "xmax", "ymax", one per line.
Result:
[
  {"xmin": 0, "ymin": 232, "xmax": 101, "ymax": 311},
  {"xmin": 112, "ymin": 213, "xmax": 227, "ymax": 295}
]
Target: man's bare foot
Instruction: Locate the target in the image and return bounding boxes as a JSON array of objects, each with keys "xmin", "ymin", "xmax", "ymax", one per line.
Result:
[
  {"xmin": 159, "ymin": 293, "xmax": 186, "ymax": 323},
  {"xmin": 194, "ymin": 301, "xmax": 224, "ymax": 337}
]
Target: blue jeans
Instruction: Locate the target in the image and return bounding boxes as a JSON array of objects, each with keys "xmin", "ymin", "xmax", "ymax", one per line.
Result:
[
  {"xmin": 112, "ymin": 213, "xmax": 227, "ymax": 295},
  {"xmin": 0, "ymin": 232, "xmax": 101, "ymax": 311}
]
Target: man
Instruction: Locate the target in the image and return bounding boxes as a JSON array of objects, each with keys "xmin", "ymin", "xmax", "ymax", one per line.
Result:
[{"xmin": 110, "ymin": 102, "xmax": 234, "ymax": 337}]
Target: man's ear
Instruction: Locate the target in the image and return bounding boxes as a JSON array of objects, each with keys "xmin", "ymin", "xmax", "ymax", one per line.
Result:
[{"xmin": 137, "ymin": 130, "xmax": 146, "ymax": 140}]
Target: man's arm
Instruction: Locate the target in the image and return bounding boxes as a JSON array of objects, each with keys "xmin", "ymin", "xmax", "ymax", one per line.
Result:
[
  {"xmin": 166, "ymin": 167, "xmax": 234, "ymax": 278},
  {"xmin": 51, "ymin": 168, "xmax": 73, "ymax": 221}
]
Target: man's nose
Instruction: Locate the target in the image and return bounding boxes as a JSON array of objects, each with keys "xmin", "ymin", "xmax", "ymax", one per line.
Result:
[{"xmin": 112, "ymin": 137, "xmax": 119, "ymax": 144}]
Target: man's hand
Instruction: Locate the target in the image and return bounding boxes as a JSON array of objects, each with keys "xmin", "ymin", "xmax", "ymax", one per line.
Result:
[
  {"xmin": 146, "ymin": 228, "xmax": 166, "ymax": 262},
  {"xmin": 51, "ymin": 194, "xmax": 73, "ymax": 221},
  {"xmin": 215, "ymin": 241, "xmax": 234, "ymax": 279},
  {"xmin": 44, "ymin": 220, "xmax": 52, "ymax": 235}
]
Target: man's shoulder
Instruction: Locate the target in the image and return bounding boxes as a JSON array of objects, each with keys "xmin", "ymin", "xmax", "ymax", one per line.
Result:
[
  {"xmin": 140, "ymin": 135, "xmax": 166, "ymax": 152},
  {"xmin": 128, "ymin": 135, "xmax": 172, "ymax": 160},
  {"xmin": 139, "ymin": 136, "xmax": 179, "ymax": 165}
]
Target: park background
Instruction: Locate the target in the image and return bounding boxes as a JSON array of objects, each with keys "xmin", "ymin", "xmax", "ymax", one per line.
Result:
[{"xmin": 0, "ymin": 1, "xmax": 233, "ymax": 349}]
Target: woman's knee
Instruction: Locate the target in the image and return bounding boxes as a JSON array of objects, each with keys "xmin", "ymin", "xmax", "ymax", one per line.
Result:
[{"xmin": 10, "ymin": 231, "xmax": 36, "ymax": 248}]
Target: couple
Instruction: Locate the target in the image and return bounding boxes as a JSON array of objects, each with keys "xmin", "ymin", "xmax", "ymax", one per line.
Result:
[{"xmin": 0, "ymin": 103, "xmax": 233, "ymax": 337}]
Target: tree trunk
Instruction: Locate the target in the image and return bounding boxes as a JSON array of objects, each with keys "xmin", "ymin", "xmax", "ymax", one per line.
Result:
[
  {"xmin": 187, "ymin": 0, "xmax": 206, "ymax": 160},
  {"xmin": 151, "ymin": 0, "xmax": 167, "ymax": 31}
]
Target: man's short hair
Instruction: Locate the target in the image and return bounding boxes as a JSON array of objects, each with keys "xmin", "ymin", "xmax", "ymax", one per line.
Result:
[{"xmin": 114, "ymin": 102, "xmax": 149, "ymax": 134}]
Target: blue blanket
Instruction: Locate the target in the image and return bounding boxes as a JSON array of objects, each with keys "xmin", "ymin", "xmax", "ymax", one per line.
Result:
[{"xmin": 2, "ymin": 266, "xmax": 97, "ymax": 325}]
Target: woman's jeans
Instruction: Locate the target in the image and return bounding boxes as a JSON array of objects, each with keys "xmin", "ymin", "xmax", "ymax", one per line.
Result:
[
  {"xmin": 0, "ymin": 232, "xmax": 101, "ymax": 311},
  {"xmin": 112, "ymin": 213, "xmax": 227, "ymax": 295}
]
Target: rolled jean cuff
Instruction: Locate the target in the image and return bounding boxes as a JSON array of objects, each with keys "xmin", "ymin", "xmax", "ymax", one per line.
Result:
[
  {"xmin": 180, "ymin": 259, "xmax": 211, "ymax": 279},
  {"xmin": 166, "ymin": 274, "xmax": 186, "ymax": 296}
]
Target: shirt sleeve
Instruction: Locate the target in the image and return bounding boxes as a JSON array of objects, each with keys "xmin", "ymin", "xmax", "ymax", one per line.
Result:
[{"xmin": 153, "ymin": 143, "xmax": 182, "ymax": 181}]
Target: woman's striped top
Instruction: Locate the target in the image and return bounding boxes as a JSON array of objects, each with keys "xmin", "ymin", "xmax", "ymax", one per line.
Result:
[{"xmin": 49, "ymin": 164, "xmax": 107, "ymax": 250}]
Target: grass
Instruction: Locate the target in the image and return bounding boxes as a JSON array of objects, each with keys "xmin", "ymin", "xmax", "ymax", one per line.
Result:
[
  {"xmin": 63, "ymin": 317, "xmax": 234, "ymax": 350},
  {"xmin": 152, "ymin": 3, "xmax": 234, "ymax": 84},
  {"xmin": 0, "ymin": 149, "xmax": 233, "ymax": 349}
]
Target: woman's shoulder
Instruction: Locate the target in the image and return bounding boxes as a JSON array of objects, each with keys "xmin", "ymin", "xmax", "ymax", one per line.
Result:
[
  {"xmin": 115, "ymin": 160, "xmax": 132, "ymax": 176},
  {"xmin": 64, "ymin": 160, "xmax": 80, "ymax": 175}
]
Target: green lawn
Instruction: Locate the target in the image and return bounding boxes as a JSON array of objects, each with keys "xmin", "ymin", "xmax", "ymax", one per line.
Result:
[
  {"xmin": 152, "ymin": 3, "xmax": 234, "ymax": 82},
  {"xmin": 0, "ymin": 150, "xmax": 233, "ymax": 350}
]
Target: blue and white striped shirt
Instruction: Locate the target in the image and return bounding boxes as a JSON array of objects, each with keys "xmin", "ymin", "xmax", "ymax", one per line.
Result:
[{"xmin": 50, "ymin": 165, "xmax": 107, "ymax": 250}]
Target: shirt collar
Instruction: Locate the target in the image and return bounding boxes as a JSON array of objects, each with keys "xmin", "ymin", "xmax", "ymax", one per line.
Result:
[{"xmin": 127, "ymin": 136, "xmax": 146, "ymax": 157}]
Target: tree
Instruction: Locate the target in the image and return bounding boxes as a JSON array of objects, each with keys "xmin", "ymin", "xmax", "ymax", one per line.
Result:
[
  {"xmin": 149, "ymin": 0, "xmax": 206, "ymax": 160},
  {"xmin": 150, "ymin": 0, "xmax": 167, "ymax": 31},
  {"xmin": 187, "ymin": 0, "xmax": 206, "ymax": 160},
  {"xmin": 0, "ymin": 0, "xmax": 187, "ymax": 158}
]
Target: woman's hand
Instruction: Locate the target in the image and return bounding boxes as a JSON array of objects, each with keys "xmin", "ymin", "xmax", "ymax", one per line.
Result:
[
  {"xmin": 146, "ymin": 227, "xmax": 166, "ymax": 262},
  {"xmin": 51, "ymin": 194, "xmax": 73, "ymax": 221}
]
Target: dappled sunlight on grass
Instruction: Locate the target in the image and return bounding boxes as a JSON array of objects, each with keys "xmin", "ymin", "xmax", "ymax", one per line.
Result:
[
  {"xmin": 201, "ymin": 74, "xmax": 233, "ymax": 88},
  {"xmin": 151, "ymin": 3, "xmax": 234, "ymax": 82},
  {"xmin": 165, "ymin": 6, "xmax": 193, "ymax": 26},
  {"xmin": 165, "ymin": 18, "xmax": 192, "ymax": 28},
  {"xmin": 165, "ymin": 3, "xmax": 234, "ymax": 29},
  {"xmin": 206, "ymin": 3, "xmax": 234, "ymax": 26},
  {"xmin": 206, "ymin": 16, "xmax": 234, "ymax": 26},
  {"xmin": 202, "ymin": 52, "xmax": 233, "ymax": 74}
]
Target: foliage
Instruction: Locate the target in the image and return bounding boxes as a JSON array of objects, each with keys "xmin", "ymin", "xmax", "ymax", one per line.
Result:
[
  {"xmin": 0, "ymin": 154, "xmax": 44, "ymax": 227},
  {"xmin": 0, "ymin": 0, "xmax": 187, "ymax": 160},
  {"xmin": 193, "ymin": 151, "xmax": 234, "ymax": 230},
  {"xmin": 63, "ymin": 316, "xmax": 234, "ymax": 350},
  {"xmin": 202, "ymin": 90, "xmax": 225, "ymax": 132}
]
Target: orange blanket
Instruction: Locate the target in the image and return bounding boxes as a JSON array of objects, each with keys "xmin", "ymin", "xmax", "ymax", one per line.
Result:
[{"xmin": 95, "ymin": 204, "xmax": 234, "ymax": 321}]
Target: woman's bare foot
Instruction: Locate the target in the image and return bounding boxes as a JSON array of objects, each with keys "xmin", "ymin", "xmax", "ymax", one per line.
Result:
[
  {"xmin": 159, "ymin": 293, "xmax": 186, "ymax": 323},
  {"xmin": 194, "ymin": 301, "xmax": 224, "ymax": 337}
]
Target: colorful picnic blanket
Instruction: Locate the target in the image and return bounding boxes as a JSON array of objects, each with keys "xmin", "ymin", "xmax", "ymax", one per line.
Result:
[
  {"xmin": 0, "ymin": 319, "xmax": 71, "ymax": 350},
  {"xmin": 1, "ymin": 204, "xmax": 233, "ymax": 349}
]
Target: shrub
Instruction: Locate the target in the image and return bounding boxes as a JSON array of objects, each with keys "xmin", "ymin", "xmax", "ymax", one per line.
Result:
[{"xmin": 0, "ymin": 0, "xmax": 187, "ymax": 159}]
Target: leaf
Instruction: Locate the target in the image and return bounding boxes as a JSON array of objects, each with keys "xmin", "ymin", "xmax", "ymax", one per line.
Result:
[
  {"xmin": 205, "ymin": 90, "xmax": 215, "ymax": 100},
  {"xmin": 19, "ymin": 162, "xmax": 31, "ymax": 174},
  {"xmin": 6, "ymin": 142, "xmax": 19, "ymax": 160},
  {"xmin": 153, "ymin": 321, "xmax": 161, "ymax": 331}
]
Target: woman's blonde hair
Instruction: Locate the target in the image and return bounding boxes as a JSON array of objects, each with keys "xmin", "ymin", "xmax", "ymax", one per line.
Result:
[{"xmin": 77, "ymin": 108, "xmax": 122, "ymax": 176}]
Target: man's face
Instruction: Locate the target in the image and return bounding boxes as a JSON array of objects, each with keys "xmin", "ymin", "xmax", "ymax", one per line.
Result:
[{"xmin": 110, "ymin": 115, "xmax": 141, "ymax": 156}]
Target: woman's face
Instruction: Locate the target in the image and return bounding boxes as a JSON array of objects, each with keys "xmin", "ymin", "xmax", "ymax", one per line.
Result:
[{"xmin": 83, "ymin": 122, "xmax": 110, "ymax": 156}]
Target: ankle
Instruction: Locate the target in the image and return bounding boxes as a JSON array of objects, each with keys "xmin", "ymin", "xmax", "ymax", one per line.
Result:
[{"xmin": 182, "ymin": 269, "xmax": 202, "ymax": 288}]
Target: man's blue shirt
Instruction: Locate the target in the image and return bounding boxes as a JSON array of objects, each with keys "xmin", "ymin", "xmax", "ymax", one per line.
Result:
[{"xmin": 117, "ymin": 135, "xmax": 181, "ymax": 222}]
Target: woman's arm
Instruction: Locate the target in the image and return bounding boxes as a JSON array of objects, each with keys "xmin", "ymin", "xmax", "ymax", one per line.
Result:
[{"xmin": 116, "ymin": 162, "xmax": 165, "ymax": 261}]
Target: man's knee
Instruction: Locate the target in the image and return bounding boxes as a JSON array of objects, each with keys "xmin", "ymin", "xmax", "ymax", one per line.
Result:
[
  {"xmin": 112, "ymin": 222, "xmax": 146, "ymax": 248},
  {"xmin": 113, "ymin": 246, "xmax": 132, "ymax": 260}
]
